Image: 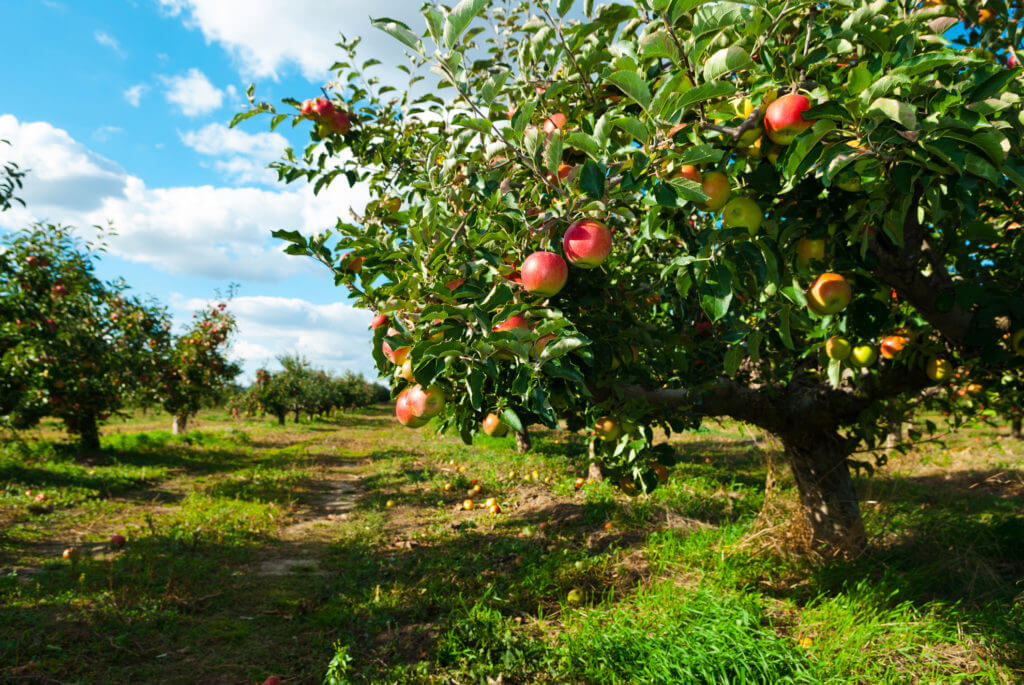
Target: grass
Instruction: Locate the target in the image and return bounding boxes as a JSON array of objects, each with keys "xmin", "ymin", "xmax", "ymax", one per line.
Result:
[{"xmin": 0, "ymin": 406, "xmax": 1021, "ymax": 683}]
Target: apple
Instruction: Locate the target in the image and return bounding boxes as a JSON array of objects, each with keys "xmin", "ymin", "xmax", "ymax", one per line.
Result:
[
  {"xmin": 805, "ymin": 273, "xmax": 852, "ymax": 315},
  {"xmin": 850, "ymin": 345, "xmax": 878, "ymax": 368},
  {"xmin": 698, "ymin": 171, "xmax": 731, "ymax": 212},
  {"xmin": 482, "ymin": 413, "xmax": 508, "ymax": 437},
  {"xmin": 521, "ymin": 252, "xmax": 568, "ymax": 297},
  {"xmin": 385, "ymin": 500, "xmax": 396, "ymax": 508},
  {"xmin": 370, "ymin": 314, "xmax": 388, "ymax": 330},
  {"xmin": 574, "ymin": 477, "xmax": 585, "ymax": 490},
  {"xmin": 836, "ymin": 172, "xmax": 863, "ymax": 192},
  {"xmin": 62, "ymin": 547, "xmax": 80, "ymax": 561},
  {"xmin": 328, "ymin": 110, "xmax": 351, "ymax": 134},
  {"xmin": 796, "ymin": 238, "xmax": 826, "ymax": 267},
  {"xmin": 879, "ymin": 335, "xmax": 909, "ymax": 360},
  {"xmin": 765, "ymin": 93, "xmax": 814, "ymax": 145},
  {"xmin": 489, "ymin": 503, "xmax": 501, "ymax": 514},
  {"xmin": 546, "ymin": 163, "xmax": 573, "ymax": 184},
  {"xmin": 825, "ymin": 336, "xmax": 852, "ymax": 361},
  {"xmin": 1009, "ymin": 52, "xmax": 1020, "ymax": 68},
  {"xmin": 262, "ymin": 678, "xmax": 282, "ymax": 685},
  {"xmin": 926, "ymin": 357, "xmax": 953, "ymax": 382},
  {"xmin": 1011, "ymin": 329, "xmax": 1024, "ymax": 355},
  {"xmin": 400, "ymin": 360, "xmax": 414, "ymax": 382},
  {"xmin": 493, "ymin": 314, "xmax": 530, "ymax": 333},
  {"xmin": 594, "ymin": 416, "xmax": 621, "ymax": 441},
  {"xmin": 675, "ymin": 164, "xmax": 701, "ymax": 183},
  {"xmin": 382, "ymin": 328, "xmax": 411, "ymax": 365},
  {"xmin": 110, "ymin": 534, "xmax": 127, "ymax": 548},
  {"xmin": 721, "ymin": 197, "xmax": 762, "ymax": 235},
  {"xmin": 52, "ymin": 284, "xmax": 67, "ymax": 297},
  {"xmin": 567, "ymin": 588, "xmax": 583, "ymax": 604},
  {"xmin": 342, "ymin": 253, "xmax": 363, "ymax": 272},
  {"xmin": 562, "ymin": 219, "xmax": 612, "ymax": 268},
  {"xmin": 652, "ymin": 463, "xmax": 669, "ymax": 482},
  {"xmin": 311, "ymin": 97, "xmax": 334, "ymax": 118},
  {"xmin": 395, "ymin": 390, "xmax": 428, "ymax": 428},
  {"xmin": 406, "ymin": 384, "xmax": 445, "ymax": 418},
  {"xmin": 543, "ymin": 113, "xmax": 567, "ymax": 134},
  {"xmin": 966, "ymin": 382, "xmax": 984, "ymax": 396},
  {"xmin": 300, "ymin": 99, "xmax": 315, "ymax": 116},
  {"xmin": 463, "ymin": 499, "xmax": 474, "ymax": 510}
]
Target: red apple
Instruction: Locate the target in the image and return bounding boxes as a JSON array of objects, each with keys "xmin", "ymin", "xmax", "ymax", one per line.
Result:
[
  {"xmin": 1009, "ymin": 52, "xmax": 1020, "ymax": 68},
  {"xmin": 543, "ymin": 113, "xmax": 568, "ymax": 134},
  {"xmin": 395, "ymin": 390, "xmax": 428, "ymax": 427},
  {"xmin": 562, "ymin": 219, "xmax": 612, "ymax": 268},
  {"xmin": 405, "ymin": 384, "xmax": 445, "ymax": 418},
  {"xmin": 262, "ymin": 676, "xmax": 282, "ymax": 685},
  {"xmin": 342, "ymin": 253, "xmax": 363, "ymax": 272},
  {"xmin": 699, "ymin": 171, "xmax": 731, "ymax": 212},
  {"xmin": 110, "ymin": 534, "xmax": 127, "ymax": 548},
  {"xmin": 493, "ymin": 314, "xmax": 530, "ymax": 333},
  {"xmin": 329, "ymin": 110, "xmax": 351, "ymax": 134},
  {"xmin": 521, "ymin": 252, "xmax": 568, "ymax": 297},
  {"xmin": 300, "ymin": 99, "xmax": 315, "ymax": 116},
  {"xmin": 675, "ymin": 164, "xmax": 701, "ymax": 183},
  {"xmin": 805, "ymin": 273, "xmax": 852, "ymax": 315},
  {"xmin": 482, "ymin": 413, "xmax": 508, "ymax": 437},
  {"xmin": 370, "ymin": 314, "xmax": 388, "ymax": 330},
  {"xmin": 765, "ymin": 94, "xmax": 814, "ymax": 145},
  {"xmin": 546, "ymin": 163, "xmax": 573, "ymax": 184},
  {"xmin": 879, "ymin": 335, "xmax": 909, "ymax": 359},
  {"xmin": 382, "ymin": 328, "xmax": 411, "ymax": 365},
  {"xmin": 532, "ymin": 334, "xmax": 555, "ymax": 359},
  {"xmin": 311, "ymin": 97, "xmax": 335, "ymax": 118}
]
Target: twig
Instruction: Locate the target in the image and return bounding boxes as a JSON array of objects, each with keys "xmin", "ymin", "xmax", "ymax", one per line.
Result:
[
  {"xmin": 796, "ymin": 5, "xmax": 818, "ymax": 89},
  {"xmin": 539, "ymin": 5, "xmax": 597, "ymax": 105}
]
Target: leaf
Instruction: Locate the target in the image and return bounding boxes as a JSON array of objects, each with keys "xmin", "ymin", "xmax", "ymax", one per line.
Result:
[
  {"xmin": 557, "ymin": 0, "xmax": 574, "ymax": 16},
  {"xmin": 693, "ymin": 3, "xmax": 754, "ymax": 39},
  {"xmin": 540, "ymin": 336, "xmax": 587, "ymax": 362},
  {"xmin": 565, "ymin": 131, "xmax": 601, "ymax": 159},
  {"xmin": 782, "ymin": 119, "xmax": 835, "ymax": 178},
  {"xmin": 778, "ymin": 307, "xmax": 795, "ymax": 350},
  {"xmin": 444, "ymin": 0, "xmax": 488, "ymax": 48},
  {"xmin": 371, "ymin": 17, "xmax": 424, "ymax": 54},
  {"xmin": 700, "ymin": 263, "xmax": 733, "ymax": 322},
  {"xmin": 605, "ymin": 70, "xmax": 651, "ymax": 110},
  {"xmin": 676, "ymin": 81, "xmax": 736, "ymax": 112},
  {"xmin": 667, "ymin": 178, "xmax": 710, "ymax": 203},
  {"xmin": 580, "ymin": 160, "xmax": 606, "ymax": 199},
  {"xmin": 723, "ymin": 345, "xmax": 744, "ymax": 377},
  {"xmin": 866, "ymin": 98, "xmax": 917, "ymax": 130},
  {"xmin": 702, "ymin": 46, "xmax": 754, "ymax": 81},
  {"xmin": 827, "ymin": 358, "xmax": 842, "ymax": 388},
  {"xmin": 501, "ymin": 407, "xmax": 524, "ymax": 433},
  {"xmin": 612, "ymin": 117, "xmax": 650, "ymax": 144},
  {"xmin": 423, "ymin": 7, "xmax": 445, "ymax": 47},
  {"xmin": 466, "ymin": 369, "xmax": 483, "ymax": 411},
  {"xmin": 545, "ymin": 130, "xmax": 564, "ymax": 174}
]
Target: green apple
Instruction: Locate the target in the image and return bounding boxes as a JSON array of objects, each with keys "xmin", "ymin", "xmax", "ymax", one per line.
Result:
[
  {"xmin": 721, "ymin": 197, "xmax": 762, "ymax": 236},
  {"xmin": 850, "ymin": 345, "xmax": 878, "ymax": 368},
  {"xmin": 825, "ymin": 336, "xmax": 852, "ymax": 361},
  {"xmin": 926, "ymin": 357, "xmax": 953, "ymax": 382}
]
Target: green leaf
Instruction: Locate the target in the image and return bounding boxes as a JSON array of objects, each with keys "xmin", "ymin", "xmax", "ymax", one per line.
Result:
[
  {"xmin": 466, "ymin": 369, "xmax": 483, "ymax": 411},
  {"xmin": 423, "ymin": 7, "xmax": 444, "ymax": 47},
  {"xmin": 782, "ymin": 119, "xmax": 835, "ymax": 178},
  {"xmin": 580, "ymin": 160, "xmax": 606, "ymax": 199},
  {"xmin": 702, "ymin": 46, "xmax": 754, "ymax": 81},
  {"xmin": 540, "ymin": 336, "xmax": 587, "ymax": 362},
  {"xmin": 778, "ymin": 307, "xmax": 795, "ymax": 350},
  {"xmin": 444, "ymin": 0, "xmax": 488, "ymax": 48},
  {"xmin": 613, "ymin": 117, "xmax": 650, "ymax": 144},
  {"xmin": 827, "ymin": 358, "xmax": 842, "ymax": 388},
  {"xmin": 667, "ymin": 178, "xmax": 710, "ymax": 203},
  {"xmin": 371, "ymin": 17, "xmax": 424, "ymax": 54},
  {"xmin": 605, "ymin": 70, "xmax": 651, "ymax": 110},
  {"xmin": 723, "ymin": 345, "xmax": 744, "ymax": 377},
  {"xmin": 501, "ymin": 407, "xmax": 524, "ymax": 433},
  {"xmin": 700, "ymin": 263, "xmax": 733, "ymax": 322},
  {"xmin": 693, "ymin": 3, "xmax": 754, "ymax": 39},
  {"xmin": 545, "ymin": 130, "xmax": 564, "ymax": 174},
  {"xmin": 565, "ymin": 131, "xmax": 601, "ymax": 159},
  {"xmin": 866, "ymin": 98, "xmax": 917, "ymax": 130},
  {"xmin": 557, "ymin": 0, "xmax": 575, "ymax": 16},
  {"xmin": 676, "ymin": 81, "xmax": 735, "ymax": 112}
]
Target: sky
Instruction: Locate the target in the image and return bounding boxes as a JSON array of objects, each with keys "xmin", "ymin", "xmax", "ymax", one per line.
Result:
[{"xmin": 0, "ymin": 0, "xmax": 447, "ymax": 382}]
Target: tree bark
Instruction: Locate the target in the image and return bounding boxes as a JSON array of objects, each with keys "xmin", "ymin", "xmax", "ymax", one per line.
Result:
[
  {"xmin": 586, "ymin": 441, "xmax": 604, "ymax": 481},
  {"xmin": 276, "ymin": 410, "xmax": 286, "ymax": 426},
  {"xmin": 1012, "ymin": 418, "xmax": 1022, "ymax": 439},
  {"xmin": 171, "ymin": 414, "xmax": 188, "ymax": 435},
  {"xmin": 74, "ymin": 413, "xmax": 101, "ymax": 452},
  {"xmin": 781, "ymin": 430, "xmax": 865, "ymax": 557},
  {"xmin": 515, "ymin": 429, "xmax": 532, "ymax": 454},
  {"xmin": 884, "ymin": 420, "xmax": 904, "ymax": 450},
  {"xmin": 293, "ymin": 409, "xmax": 300, "ymax": 424}
]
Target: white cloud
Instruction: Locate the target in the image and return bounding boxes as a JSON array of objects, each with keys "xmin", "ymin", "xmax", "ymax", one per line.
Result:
[
  {"xmin": 175, "ymin": 294, "xmax": 376, "ymax": 380},
  {"xmin": 124, "ymin": 84, "xmax": 148, "ymax": 107},
  {"xmin": 92, "ymin": 126, "xmax": 122, "ymax": 142},
  {"xmin": 0, "ymin": 114, "xmax": 370, "ymax": 282},
  {"xmin": 157, "ymin": 0, "xmax": 429, "ymax": 81},
  {"xmin": 180, "ymin": 123, "xmax": 288, "ymax": 185},
  {"xmin": 94, "ymin": 30, "xmax": 121, "ymax": 53},
  {"xmin": 161, "ymin": 68, "xmax": 224, "ymax": 116}
]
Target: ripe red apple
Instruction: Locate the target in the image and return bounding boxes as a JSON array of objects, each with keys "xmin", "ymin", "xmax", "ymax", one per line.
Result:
[
  {"xmin": 765, "ymin": 93, "xmax": 814, "ymax": 145},
  {"xmin": 52, "ymin": 284, "xmax": 67, "ymax": 297},
  {"xmin": 532, "ymin": 334, "xmax": 554, "ymax": 360},
  {"xmin": 699, "ymin": 171, "xmax": 731, "ymax": 212},
  {"xmin": 543, "ymin": 113, "xmax": 567, "ymax": 134},
  {"xmin": 110, "ymin": 534, "xmax": 127, "ymax": 548},
  {"xmin": 721, "ymin": 197, "xmax": 762, "ymax": 235},
  {"xmin": 879, "ymin": 335, "xmax": 909, "ymax": 359},
  {"xmin": 675, "ymin": 165, "xmax": 701, "ymax": 183},
  {"xmin": 805, "ymin": 273, "xmax": 852, "ymax": 315},
  {"xmin": 562, "ymin": 219, "xmax": 612, "ymax": 268},
  {"xmin": 382, "ymin": 328, "xmax": 411, "ymax": 365},
  {"xmin": 342, "ymin": 253, "xmax": 363, "ymax": 272},
  {"xmin": 492, "ymin": 314, "xmax": 530, "ymax": 333},
  {"xmin": 311, "ymin": 97, "xmax": 334, "ymax": 118},
  {"xmin": 329, "ymin": 110, "xmax": 351, "ymax": 135},
  {"xmin": 262, "ymin": 677, "xmax": 282, "ymax": 685},
  {"xmin": 521, "ymin": 252, "xmax": 568, "ymax": 297},
  {"xmin": 482, "ymin": 413, "xmax": 508, "ymax": 437},
  {"xmin": 1009, "ymin": 52, "xmax": 1020, "ymax": 68},
  {"xmin": 300, "ymin": 99, "xmax": 315, "ymax": 116},
  {"xmin": 796, "ymin": 238, "xmax": 826, "ymax": 267},
  {"xmin": 395, "ymin": 390, "xmax": 428, "ymax": 427},
  {"xmin": 405, "ymin": 384, "xmax": 445, "ymax": 418},
  {"xmin": 546, "ymin": 163, "xmax": 573, "ymax": 184},
  {"xmin": 370, "ymin": 314, "xmax": 388, "ymax": 330}
]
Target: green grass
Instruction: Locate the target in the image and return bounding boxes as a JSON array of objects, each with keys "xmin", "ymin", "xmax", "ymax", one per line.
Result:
[{"xmin": 0, "ymin": 406, "xmax": 1021, "ymax": 683}]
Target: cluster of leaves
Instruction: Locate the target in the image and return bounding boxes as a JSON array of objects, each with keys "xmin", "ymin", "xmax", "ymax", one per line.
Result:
[
  {"xmin": 232, "ymin": 354, "xmax": 386, "ymax": 422},
  {"xmin": 0, "ymin": 139, "xmax": 25, "ymax": 212},
  {"xmin": 244, "ymin": 0, "xmax": 1024, "ymax": 485}
]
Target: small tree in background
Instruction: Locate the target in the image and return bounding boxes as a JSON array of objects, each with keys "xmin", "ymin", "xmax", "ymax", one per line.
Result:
[{"xmin": 0, "ymin": 224, "xmax": 170, "ymax": 449}]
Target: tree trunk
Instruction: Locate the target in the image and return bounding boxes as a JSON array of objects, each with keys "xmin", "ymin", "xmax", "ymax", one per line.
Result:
[
  {"xmin": 586, "ymin": 441, "xmax": 604, "ymax": 481},
  {"xmin": 515, "ymin": 428, "xmax": 532, "ymax": 454},
  {"xmin": 884, "ymin": 420, "xmax": 904, "ymax": 450},
  {"xmin": 171, "ymin": 414, "xmax": 188, "ymax": 435},
  {"xmin": 293, "ymin": 409, "xmax": 300, "ymax": 424},
  {"xmin": 781, "ymin": 430, "xmax": 865, "ymax": 558},
  {"xmin": 74, "ymin": 413, "xmax": 101, "ymax": 452},
  {"xmin": 1012, "ymin": 418, "xmax": 1022, "ymax": 439},
  {"xmin": 276, "ymin": 410, "xmax": 286, "ymax": 426}
]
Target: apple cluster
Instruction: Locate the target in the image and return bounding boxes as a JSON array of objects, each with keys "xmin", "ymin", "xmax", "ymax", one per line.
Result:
[{"xmin": 299, "ymin": 96, "xmax": 352, "ymax": 136}]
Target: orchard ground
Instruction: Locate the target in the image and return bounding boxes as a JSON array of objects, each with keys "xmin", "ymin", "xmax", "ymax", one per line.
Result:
[{"xmin": 0, "ymin": 407, "xmax": 1021, "ymax": 683}]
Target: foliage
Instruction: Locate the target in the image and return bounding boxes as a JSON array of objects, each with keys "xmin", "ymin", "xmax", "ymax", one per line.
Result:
[
  {"xmin": 0, "ymin": 139, "xmax": 26, "ymax": 212},
  {"xmin": 0, "ymin": 224, "xmax": 171, "ymax": 447}
]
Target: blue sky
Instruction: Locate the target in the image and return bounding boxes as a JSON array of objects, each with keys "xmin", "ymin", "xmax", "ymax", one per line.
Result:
[{"xmin": 0, "ymin": 0, "xmax": 437, "ymax": 381}]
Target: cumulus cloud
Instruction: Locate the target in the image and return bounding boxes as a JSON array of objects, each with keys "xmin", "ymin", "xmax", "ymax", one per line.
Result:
[
  {"xmin": 157, "ymin": 0, "xmax": 429, "ymax": 81},
  {"xmin": 124, "ymin": 84, "xmax": 148, "ymax": 107},
  {"xmin": 0, "ymin": 114, "xmax": 370, "ymax": 282},
  {"xmin": 161, "ymin": 68, "xmax": 224, "ymax": 116},
  {"xmin": 174, "ymin": 294, "xmax": 376, "ymax": 380},
  {"xmin": 180, "ymin": 123, "xmax": 287, "ymax": 184}
]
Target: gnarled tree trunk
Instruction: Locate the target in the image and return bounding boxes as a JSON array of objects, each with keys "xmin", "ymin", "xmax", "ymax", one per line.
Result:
[
  {"xmin": 171, "ymin": 413, "xmax": 188, "ymax": 435},
  {"xmin": 781, "ymin": 429, "xmax": 865, "ymax": 557},
  {"xmin": 514, "ymin": 428, "xmax": 532, "ymax": 454}
]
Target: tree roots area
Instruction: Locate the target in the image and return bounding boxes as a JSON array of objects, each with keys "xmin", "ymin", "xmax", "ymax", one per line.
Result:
[{"xmin": 1, "ymin": 406, "xmax": 1021, "ymax": 683}]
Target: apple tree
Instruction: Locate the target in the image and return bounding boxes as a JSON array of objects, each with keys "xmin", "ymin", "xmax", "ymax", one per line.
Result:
[
  {"xmin": 0, "ymin": 139, "xmax": 25, "ymax": 213},
  {"xmin": 0, "ymin": 224, "xmax": 171, "ymax": 449},
  {"xmin": 242, "ymin": 0, "xmax": 1024, "ymax": 556},
  {"xmin": 156, "ymin": 301, "xmax": 242, "ymax": 434}
]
